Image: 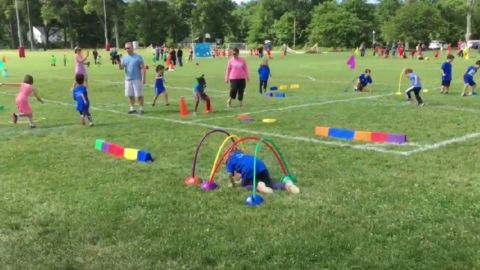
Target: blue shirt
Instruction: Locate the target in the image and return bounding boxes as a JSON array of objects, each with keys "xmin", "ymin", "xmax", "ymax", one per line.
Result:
[
  {"xmin": 155, "ymin": 76, "xmax": 165, "ymax": 90},
  {"xmin": 441, "ymin": 62, "xmax": 452, "ymax": 81},
  {"xmin": 121, "ymin": 53, "xmax": 144, "ymax": 81},
  {"xmin": 258, "ymin": 65, "xmax": 270, "ymax": 81},
  {"xmin": 194, "ymin": 83, "xmax": 205, "ymax": 94},
  {"xmin": 73, "ymin": 85, "xmax": 89, "ymax": 112},
  {"xmin": 408, "ymin": 73, "xmax": 422, "ymax": 88},
  {"xmin": 465, "ymin": 65, "xmax": 477, "ymax": 78},
  {"xmin": 226, "ymin": 151, "xmax": 268, "ymax": 181},
  {"xmin": 359, "ymin": 74, "xmax": 373, "ymax": 86}
]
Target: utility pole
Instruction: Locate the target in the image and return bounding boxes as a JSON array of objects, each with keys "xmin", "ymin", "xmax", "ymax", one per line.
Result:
[
  {"xmin": 14, "ymin": 0, "xmax": 23, "ymax": 48},
  {"xmin": 103, "ymin": 0, "xmax": 110, "ymax": 50},
  {"xmin": 26, "ymin": 0, "xmax": 34, "ymax": 50}
]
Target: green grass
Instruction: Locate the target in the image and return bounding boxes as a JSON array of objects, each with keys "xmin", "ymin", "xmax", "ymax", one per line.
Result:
[{"xmin": 1, "ymin": 49, "xmax": 480, "ymax": 269}]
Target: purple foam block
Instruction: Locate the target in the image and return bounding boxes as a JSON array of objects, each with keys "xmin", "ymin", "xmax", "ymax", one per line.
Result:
[
  {"xmin": 101, "ymin": 142, "xmax": 111, "ymax": 153},
  {"xmin": 200, "ymin": 181, "xmax": 218, "ymax": 190},
  {"xmin": 387, "ymin": 133, "xmax": 407, "ymax": 144}
]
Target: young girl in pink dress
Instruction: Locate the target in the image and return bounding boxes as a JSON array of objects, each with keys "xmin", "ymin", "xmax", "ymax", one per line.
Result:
[
  {"xmin": 74, "ymin": 47, "xmax": 89, "ymax": 88},
  {"xmin": 0, "ymin": 74, "xmax": 43, "ymax": 128}
]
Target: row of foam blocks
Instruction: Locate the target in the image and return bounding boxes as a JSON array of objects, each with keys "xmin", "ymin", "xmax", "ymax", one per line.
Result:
[
  {"xmin": 315, "ymin": 127, "xmax": 407, "ymax": 144},
  {"xmin": 95, "ymin": 139, "xmax": 154, "ymax": 162}
]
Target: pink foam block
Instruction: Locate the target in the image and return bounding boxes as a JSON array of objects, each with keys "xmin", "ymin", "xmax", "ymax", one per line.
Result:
[
  {"xmin": 371, "ymin": 132, "xmax": 388, "ymax": 143},
  {"xmin": 108, "ymin": 143, "xmax": 125, "ymax": 158}
]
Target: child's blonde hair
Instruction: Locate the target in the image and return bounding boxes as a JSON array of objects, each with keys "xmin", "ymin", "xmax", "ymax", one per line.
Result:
[
  {"xmin": 262, "ymin": 58, "xmax": 269, "ymax": 65},
  {"xmin": 404, "ymin": 68, "xmax": 413, "ymax": 74}
]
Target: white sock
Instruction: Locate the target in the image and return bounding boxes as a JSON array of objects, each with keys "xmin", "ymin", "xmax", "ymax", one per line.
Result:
[
  {"xmin": 130, "ymin": 106, "xmax": 135, "ymax": 111},
  {"xmin": 139, "ymin": 106, "xmax": 144, "ymax": 111}
]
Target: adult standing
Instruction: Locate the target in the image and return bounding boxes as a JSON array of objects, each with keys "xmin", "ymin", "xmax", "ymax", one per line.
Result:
[
  {"xmin": 170, "ymin": 48, "xmax": 177, "ymax": 66},
  {"xmin": 177, "ymin": 48, "xmax": 183, "ymax": 67},
  {"xmin": 74, "ymin": 47, "xmax": 89, "ymax": 88},
  {"xmin": 92, "ymin": 48, "xmax": 99, "ymax": 65},
  {"xmin": 117, "ymin": 42, "xmax": 146, "ymax": 114},
  {"xmin": 225, "ymin": 48, "xmax": 249, "ymax": 108}
]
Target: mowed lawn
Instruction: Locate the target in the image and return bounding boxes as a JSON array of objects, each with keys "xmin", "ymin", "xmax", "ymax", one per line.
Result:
[{"xmin": 1, "ymin": 48, "xmax": 480, "ymax": 269}]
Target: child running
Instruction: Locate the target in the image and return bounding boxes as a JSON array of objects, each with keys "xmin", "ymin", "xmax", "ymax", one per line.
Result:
[
  {"xmin": 193, "ymin": 74, "xmax": 211, "ymax": 114},
  {"xmin": 355, "ymin": 68, "xmax": 373, "ymax": 92},
  {"xmin": 440, "ymin": 54, "xmax": 454, "ymax": 94},
  {"xmin": 0, "ymin": 74, "xmax": 44, "ymax": 128},
  {"xmin": 404, "ymin": 68, "xmax": 424, "ymax": 107},
  {"xmin": 225, "ymin": 149, "xmax": 299, "ymax": 194},
  {"xmin": 152, "ymin": 64, "xmax": 169, "ymax": 107},
  {"xmin": 72, "ymin": 73, "xmax": 93, "ymax": 126},
  {"xmin": 461, "ymin": 60, "xmax": 480, "ymax": 96},
  {"xmin": 258, "ymin": 58, "xmax": 271, "ymax": 94}
]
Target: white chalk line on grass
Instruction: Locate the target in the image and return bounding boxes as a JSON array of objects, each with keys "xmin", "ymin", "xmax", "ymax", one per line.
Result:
[
  {"xmin": 403, "ymin": 132, "xmax": 480, "ymax": 155},
  {"xmin": 191, "ymin": 93, "xmax": 393, "ymax": 123}
]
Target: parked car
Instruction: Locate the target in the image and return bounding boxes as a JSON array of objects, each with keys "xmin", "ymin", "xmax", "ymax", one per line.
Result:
[
  {"xmin": 467, "ymin": 40, "xmax": 480, "ymax": 49},
  {"xmin": 428, "ymin": 40, "xmax": 446, "ymax": 50}
]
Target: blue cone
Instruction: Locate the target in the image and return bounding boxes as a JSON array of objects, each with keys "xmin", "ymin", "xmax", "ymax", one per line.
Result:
[{"xmin": 245, "ymin": 194, "xmax": 264, "ymax": 206}]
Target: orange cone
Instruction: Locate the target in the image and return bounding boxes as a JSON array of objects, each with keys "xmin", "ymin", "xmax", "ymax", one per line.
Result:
[{"xmin": 179, "ymin": 96, "xmax": 189, "ymax": 117}]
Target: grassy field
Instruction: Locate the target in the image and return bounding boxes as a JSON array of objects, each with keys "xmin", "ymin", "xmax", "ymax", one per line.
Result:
[{"xmin": 1, "ymin": 48, "xmax": 480, "ymax": 269}]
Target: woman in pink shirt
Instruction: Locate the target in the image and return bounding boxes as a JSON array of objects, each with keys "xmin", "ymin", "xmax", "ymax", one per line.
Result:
[
  {"xmin": 0, "ymin": 74, "xmax": 43, "ymax": 128},
  {"xmin": 75, "ymin": 47, "xmax": 90, "ymax": 88},
  {"xmin": 225, "ymin": 48, "xmax": 249, "ymax": 107}
]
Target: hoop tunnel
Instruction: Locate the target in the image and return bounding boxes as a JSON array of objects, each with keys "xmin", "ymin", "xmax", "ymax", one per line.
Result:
[
  {"xmin": 208, "ymin": 135, "xmax": 245, "ymax": 181},
  {"xmin": 207, "ymin": 136, "xmax": 294, "ymax": 183},
  {"xmin": 190, "ymin": 129, "xmax": 234, "ymax": 178}
]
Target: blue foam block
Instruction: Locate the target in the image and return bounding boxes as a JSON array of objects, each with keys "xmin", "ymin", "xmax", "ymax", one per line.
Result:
[
  {"xmin": 137, "ymin": 150, "xmax": 154, "ymax": 162},
  {"xmin": 275, "ymin": 92, "xmax": 286, "ymax": 98},
  {"xmin": 328, "ymin": 128, "xmax": 355, "ymax": 140},
  {"xmin": 270, "ymin": 86, "xmax": 278, "ymax": 91}
]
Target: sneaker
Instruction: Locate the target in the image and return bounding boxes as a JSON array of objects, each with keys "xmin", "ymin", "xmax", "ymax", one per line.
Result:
[
  {"xmin": 257, "ymin": 181, "xmax": 273, "ymax": 194},
  {"xmin": 473, "ymin": 92, "xmax": 478, "ymax": 96},
  {"xmin": 418, "ymin": 103, "xmax": 425, "ymax": 107},
  {"xmin": 139, "ymin": 110, "xmax": 144, "ymax": 115},
  {"xmin": 128, "ymin": 110, "xmax": 137, "ymax": 114},
  {"xmin": 461, "ymin": 93, "xmax": 467, "ymax": 96},
  {"xmin": 89, "ymin": 122, "xmax": 94, "ymax": 127},
  {"xmin": 285, "ymin": 181, "xmax": 300, "ymax": 194},
  {"xmin": 152, "ymin": 103, "xmax": 156, "ymax": 107},
  {"xmin": 29, "ymin": 124, "xmax": 36, "ymax": 129},
  {"xmin": 11, "ymin": 113, "xmax": 17, "ymax": 124},
  {"xmin": 165, "ymin": 103, "xmax": 170, "ymax": 106}
]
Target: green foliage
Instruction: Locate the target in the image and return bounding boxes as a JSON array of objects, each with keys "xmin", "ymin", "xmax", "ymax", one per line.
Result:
[{"xmin": 308, "ymin": 2, "xmax": 365, "ymax": 47}]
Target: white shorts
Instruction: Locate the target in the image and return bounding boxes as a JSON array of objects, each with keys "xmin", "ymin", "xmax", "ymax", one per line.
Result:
[{"xmin": 125, "ymin": 80, "xmax": 144, "ymax": 97}]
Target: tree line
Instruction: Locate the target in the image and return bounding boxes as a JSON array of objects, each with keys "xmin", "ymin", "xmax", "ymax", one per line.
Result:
[{"xmin": 0, "ymin": 0, "xmax": 478, "ymax": 50}]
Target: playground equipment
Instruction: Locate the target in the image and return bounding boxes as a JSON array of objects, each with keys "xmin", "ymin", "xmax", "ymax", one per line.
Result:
[
  {"xmin": 315, "ymin": 126, "xmax": 407, "ymax": 144},
  {"xmin": 184, "ymin": 129, "xmax": 296, "ymax": 206},
  {"xmin": 95, "ymin": 139, "xmax": 154, "ymax": 162}
]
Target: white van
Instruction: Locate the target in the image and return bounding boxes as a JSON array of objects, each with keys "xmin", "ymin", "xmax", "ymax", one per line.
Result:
[
  {"xmin": 428, "ymin": 40, "xmax": 446, "ymax": 50},
  {"xmin": 467, "ymin": 40, "xmax": 480, "ymax": 49}
]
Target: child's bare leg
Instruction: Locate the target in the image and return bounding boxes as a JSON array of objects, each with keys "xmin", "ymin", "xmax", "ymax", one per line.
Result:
[
  {"xmin": 472, "ymin": 84, "xmax": 477, "ymax": 95},
  {"xmin": 152, "ymin": 95, "xmax": 159, "ymax": 106},
  {"xmin": 461, "ymin": 84, "xmax": 468, "ymax": 96},
  {"xmin": 194, "ymin": 97, "xmax": 200, "ymax": 113},
  {"xmin": 226, "ymin": 97, "xmax": 232, "ymax": 107},
  {"xmin": 163, "ymin": 93, "xmax": 169, "ymax": 105}
]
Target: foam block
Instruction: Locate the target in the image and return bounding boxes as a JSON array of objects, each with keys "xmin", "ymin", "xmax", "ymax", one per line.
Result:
[
  {"xmin": 371, "ymin": 132, "xmax": 388, "ymax": 143},
  {"xmin": 290, "ymin": 84, "xmax": 300, "ymax": 89},
  {"xmin": 108, "ymin": 143, "xmax": 125, "ymax": 158},
  {"xmin": 95, "ymin": 139, "xmax": 105, "ymax": 150},
  {"xmin": 315, "ymin": 126, "xmax": 330, "ymax": 137},
  {"xmin": 124, "ymin": 148, "xmax": 139, "ymax": 161},
  {"xmin": 387, "ymin": 133, "xmax": 407, "ymax": 144},
  {"xmin": 354, "ymin": 131, "xmax": 372, "ymax": 142},
  {"xmin": 328, "ymin": 128, "xmax": 355, "ymax": 140},
  {"xmin": 101, "ymin": 142, "xmax": 111, "ymax": 153},
  {"xmin": 270, "ymin": 86, "xmax": 278, "ymax": 91},
  {"xmin": 275, "ymin": 92, "xmax": 286, "ymax": 98},
  {"xmin": 279, "ymin": 85, "xmax": 288, "ymax": 90},
  {"xmin": 137, "ymin": 150, "xmax": 154, "ymax": 162}
]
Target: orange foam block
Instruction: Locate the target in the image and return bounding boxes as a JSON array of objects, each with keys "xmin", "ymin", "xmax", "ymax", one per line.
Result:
[
  {"xmin": 315, "ymin": 126, "xmax": 330, "ymax": 137},
  {"xmin": 354, "ymin": 131, "xmax": 372, "ymax": 142}
]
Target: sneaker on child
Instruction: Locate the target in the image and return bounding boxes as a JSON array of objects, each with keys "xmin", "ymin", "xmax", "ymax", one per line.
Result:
[{"xmin": 257, "ymin": 181, "xmax": 273, "ymax": 194}]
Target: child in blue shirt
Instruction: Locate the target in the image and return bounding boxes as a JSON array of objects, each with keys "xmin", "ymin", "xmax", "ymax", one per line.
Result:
[
  {"xmin": 404, "ymin": 68, "xmax": 424, "ymax": 107},
  {"xmin": 226, "ymin": 149, "xmax": 299, "ymax": 194},
  {"xmin": 355, "ymin": 68, "xmax": 373, "ymax": 92},
  {"xmin": 461, "ymin": 60, "xmax": 480, "ymax": 96},
  {"xmin": 72, "ymin": 73, "xmax": 93, "ymax": 126},
  {"xmin": 258, "ymin": 59, "xmax": 271, "ymax": 94},
  {"xmin": 193, "ymin": 74, "xmax": 211, "ymax": 114},
  {"xmin": 440, "ymin": 54, "xmax": 454, "ymax": 94},
  {"xmin": 152, "ymin": 64, "xmax": 169, "ymax": 106}
]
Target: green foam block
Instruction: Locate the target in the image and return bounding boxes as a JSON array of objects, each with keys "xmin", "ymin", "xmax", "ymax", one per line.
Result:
[{"xmin": 95, "ymin": 139, "xmax": 105, "ymax": 151}]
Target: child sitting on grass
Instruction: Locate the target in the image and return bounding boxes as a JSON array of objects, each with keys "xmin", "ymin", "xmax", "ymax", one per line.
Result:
[
  {"xmin": 72, "ymin": 73, "xmax": 93, "ymax": 126},
  {"xmin": 225, "ymin": 149, "xmax": 299, "ymax": 194},
  {"xmin": 193, "ymin": 74, "xmax": 211, "ymax": 114},
  {"xmin": 152, "ymin": 64, "xmax": 169, "ymax": 107},
  {"xmin": 404, "ymin": 68, "xmax": 424, "ymax": 107},
  {"xmin": 0, "ymin": 74, "xmax": 43, "ymax": 128},
  {"xmin": 355, "ymin": 68, "xmax": 373, "ymax": 92}
]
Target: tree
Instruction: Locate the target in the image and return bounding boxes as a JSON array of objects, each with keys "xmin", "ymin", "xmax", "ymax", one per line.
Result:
[
  {"xmin": 190, "ymin": 0, "xmax": 236, "ymax": 42},
  {"xmin": 308, "ymin": 2, "xmax": 364, "ymax": 48},
  {"xmin": 381, "ymin": 2, "xmax": 444, "ymax": 45},
  {"xmin": 466, "ymin": 0, "xmax": 475, "ymax": 41}
]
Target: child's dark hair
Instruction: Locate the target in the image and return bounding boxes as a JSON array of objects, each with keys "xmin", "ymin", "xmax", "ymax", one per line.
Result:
[
  {"xmin": 197, "ymin": 74, "xmax": 206, "ymax": 86},
  {"xmin": 365, "ymin": 68, "xmax": 371, "ymax": 73},
  {"xmin": 23, "ymin": 74, "xmax": 34, "ymax": 85},
  {"xmin": 447, "ymin": 54, "xmax": 454, "ymax": 60},
  {"xmin": 476, "ymin": 60, "xmax": 480, "ymax": 66},
  {"xmin": 232, "ymin": 48, "xmax": 239, "ymax": 55},
  {"xmin": 75, "ymin": 73, "xmax": 85, "ymax": 84},
  {"xmin": 156, "ymin": 64, "xmax": 165, "ymax": 72}
]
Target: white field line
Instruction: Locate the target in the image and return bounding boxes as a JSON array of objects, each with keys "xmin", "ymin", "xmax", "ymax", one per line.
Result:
[
  {"xmin": 3, "ymin": 93, "xmax": 479, "ymax": 156},
  {"xmin": 191, "ymin": 93, "xmax": 393, "ymax": 122}
]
